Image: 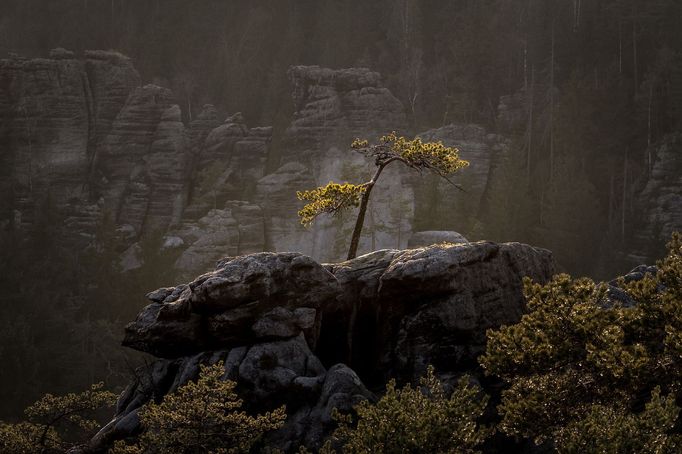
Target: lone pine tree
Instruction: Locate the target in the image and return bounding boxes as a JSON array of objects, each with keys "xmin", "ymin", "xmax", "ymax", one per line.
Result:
[{"xmin": 297, "ymin": 132, "xmax": 469, "ymax": 260}]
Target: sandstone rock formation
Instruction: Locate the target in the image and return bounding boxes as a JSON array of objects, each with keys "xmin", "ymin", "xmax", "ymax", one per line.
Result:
[
  {"xmin": 259, "ymin": 65, "xmax": 412, "ymax": 260},
  {"xmin": 94, "ymin": 241, "xmax": 554, "ymax": 451},
  {"xmin": 0, "ymin": 50, "xmax": 272, "ymax": 276},
  {"xmin": 416, "ymin": 124, "xmax": 511, "ymax": 233},
  {"xmin": 0, "ymin": 50, "xmax": 140, "ymax": 245},
  {"xmin": 630, "ymin": 134, "xmax": 682, "ymax": 262},
  {"xmin": 0, "ymin": 50, "xmax": 555, "ymax": 275}
]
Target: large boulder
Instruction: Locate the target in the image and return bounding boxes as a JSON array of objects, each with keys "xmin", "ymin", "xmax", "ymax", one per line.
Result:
[
  {"xmin": 323, "ymin": 241, "xmax": 554, "ymax": 383},
  {"xmin": 378, "ymin": 242, "xmax": 552, "ymax": 380},
  {"xmin": 123, "ymin": 252, "xmax": 340, "ymax": 357},
  {"xmin": 100, "ymin": 241, "xmax": 554, "ymax": 451}
]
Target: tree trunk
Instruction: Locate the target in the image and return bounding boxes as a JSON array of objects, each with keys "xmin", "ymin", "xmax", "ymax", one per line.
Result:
[
  {"xmin": 523, "ymin": 40, "xmax": 528, "ymax": 90},
  {"xmin": 347, "ymin": 164, "xmax": 387, "ymax": 260},
  {"xmin": 347, "ymin": 184, "xmax": 374, "ymax": 260},
  {"xmin": 608, "ymin": 168, "xmax": 615, "ymax": 230},
  {"xmin": 187, "ymin": 91, "xmax": 193, "ymax": 122},
  {"xmin": 647, "ymin": 82, "xmax": 653, "ymax": 175}
]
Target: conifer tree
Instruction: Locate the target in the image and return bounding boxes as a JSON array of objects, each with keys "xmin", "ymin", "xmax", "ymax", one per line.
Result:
[
  {"xmin": 297, "ymin": 133, "xmax": 468, "ymax": 260},
  {"xmin": 112, "ymin": 362, "xmax": 286, "ymax": 454}
]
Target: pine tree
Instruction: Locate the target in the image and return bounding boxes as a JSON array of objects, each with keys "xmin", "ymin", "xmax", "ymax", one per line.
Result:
[{"xmin": 297, "ymin": 133, "xmax": 468, "ymax": 260}]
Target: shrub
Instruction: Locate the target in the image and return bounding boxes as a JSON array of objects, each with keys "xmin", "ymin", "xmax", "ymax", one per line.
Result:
[
  {"xmin": 113, "ymin": 362, "xmax": 286, "ymax": 454},
  {"xmin": 480, "ymin": 233, "xmax": 682, "ymax": 451},
  {"xmin": 329, "ymin": 366, "xmax": 490, "ymax": 453},
  {"xmin": 0, "ymin": 382, "xmax": 116, "ymax": 453}
]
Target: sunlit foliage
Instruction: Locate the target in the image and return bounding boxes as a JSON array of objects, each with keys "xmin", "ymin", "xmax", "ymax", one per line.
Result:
[
  {"xmin": 0, "ymin": 382, "xmax": 116, "ymax": 453},
  {"xmin": 352, "ymin": 132, "xmax": 469, "ymax": 177},
  {"xmin": 297, "ymin": 183, "xmax": 367, "ymax": 227},
  {"xmin": 481, "ymin": 232, "xmax": 682, "ymax": 451},
  {"xmin": 297, "ymin": 133, "xmax": 468, "ymax": 259},
  {"xmin": 556, "ymin": 387, "xmax": 680, "ymax": 453},
  {"xmin": 328, "ymin": 366, "xmax": 490, "ymax": 453},
  {"xmin": 112, "ymin": 362, "xmax": 286, "ymax": 454}
]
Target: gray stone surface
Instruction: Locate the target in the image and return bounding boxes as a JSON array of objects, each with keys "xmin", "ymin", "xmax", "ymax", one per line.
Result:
[
  {"xmin": 630, "ymin": 134, "xmax": 682, "ymax": 263},
  {"xmin": 106, "ymin": 241, "xmax": 553, "ymax": 451},
  {"xmin": 0, "ymin": 52, "xmax": 534, "ymax": 271},
  {"xmin": 323, "ymin": 241, "xmax": 554, "ymax": 382},
  {"xmin": 0, "ymin": 51, "xmax": 272, "ymax": 274},
  {"xmin": 93, "ymin": 336, "xmax": 372, "ymax": 453},
  {"xmin": 123, "ymin": 252, "xmax": 339, "ymax": 357},
  {"xmin": 407, "ymin": 230, "xmax": 469, "ymax": 247}
]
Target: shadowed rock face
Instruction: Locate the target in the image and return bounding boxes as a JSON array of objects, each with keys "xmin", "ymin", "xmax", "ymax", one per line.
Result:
[
  {"xmin": 325, "ymin": 241, "xmax": 554, "ymax": 383},
  {"xmin": 0, "ymin": 51, "xmax": 273, "ymax": 269},
  {"xmin": 0, "ymin": 50, "xmax": 542, "ymax": 274},
  {"xmin": 2, "ymin": 50, "xmax": 681, "ymax": 275},
  {"xmin": 630, "ymin": 134, "xmax": 682, "ymax": 263},
  {"xmin": 99, "ymin": 241, "xmax": 554, "ymax": 451},
  {"xmin": 123, "ymin": 252, "xmax": 339, "ymax": 357},
  {"xmin": 0, "ymin": 51, "xmax": 140, "ymax": 242}
]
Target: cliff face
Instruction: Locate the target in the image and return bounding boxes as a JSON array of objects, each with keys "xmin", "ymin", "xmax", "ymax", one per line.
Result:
[
  {"xmin": 0, "ymin": 51, "xmax": 270, "ymax": 262},
  {"xmin": 0, "ymin": 50, "xmax": 519, "ymax": 275},
  {"xmin": 256, "ymin": 65, "xmax": 411, "ymax": 260},
  {"xmin": 92, "ymin": 241, "xmax": 555, "ymax": 451},
  {"xmin": 0, "ymin": 50, "xmax": 140, "ymax": 243},
  {"xmin": 4, "ymin": 50, "xmax": 677, "ymax": 275},
  {"xmin": 630, "ymin": 134, "xmax": 682, "ymax": 261},
  {"xmin": 0, "ymin": 51, "xmax": 273, "ymax": 278}
]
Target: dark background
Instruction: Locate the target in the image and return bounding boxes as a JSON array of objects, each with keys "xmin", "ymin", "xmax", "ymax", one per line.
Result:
[{"xmin": 1, "ymin": 0, "xmax": 681, "ymax": 418}]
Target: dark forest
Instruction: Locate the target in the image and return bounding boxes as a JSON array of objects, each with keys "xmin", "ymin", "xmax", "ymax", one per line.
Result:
[{"xmin": 0, "ymin": 1, "xmax": 681, "ymax": 452}]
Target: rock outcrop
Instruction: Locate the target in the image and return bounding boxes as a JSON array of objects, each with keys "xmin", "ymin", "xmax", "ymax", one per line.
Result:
[
  {"xmin": 94, "ymin": 241, "xmax": 554, "ymax": 451},
  {"xmin": 630, "ymin": 134, "xmax": 682, "ymax": 263},
  {"xmin": 323, "ymin": 241, "xmax": 552, "ymax": 382},
  {"xmin": 124, "ymin": 252, "xmax": 338, "ymax": 357},
  {"xmin": 1, "ymin": 50, "xmax": 523, "ymax": 277},
  {"xmin": 0, "ymin": 50, "xmax": 273, "ymax": 275},
  {"xmin": 0, "ymin": 50, "xmax": 140, "ymax": 242}
]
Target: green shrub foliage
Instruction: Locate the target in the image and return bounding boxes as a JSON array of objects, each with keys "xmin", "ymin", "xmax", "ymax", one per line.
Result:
[
  {"xmin": 112, "ymin": 362, "xmax": 286, "ymax": 454},
  {"xmin": 481, "ymin": 233, "xmax": 682, "ymax": 451},
  {"xmin": 0, "ymin": 382, "xmax": 116, "ymax": 454},
  {"xmin": 329, "ymin": 366, "xmax": 490, "ymax": 453}
]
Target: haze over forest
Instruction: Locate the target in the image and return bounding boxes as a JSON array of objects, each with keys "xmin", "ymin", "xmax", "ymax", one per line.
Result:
[{"xmin": 0, "ymin": 0, "xmax": 681, "ymax": 438}]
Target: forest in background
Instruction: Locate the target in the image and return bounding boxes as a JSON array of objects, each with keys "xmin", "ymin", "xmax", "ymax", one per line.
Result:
[
  {"xmin": 3, "ymin": 0, "xmax": 681, "ymax": 272},
  {"xmin": 1, "ymin": 0, "xmax": 682, "ymax": 419}
]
